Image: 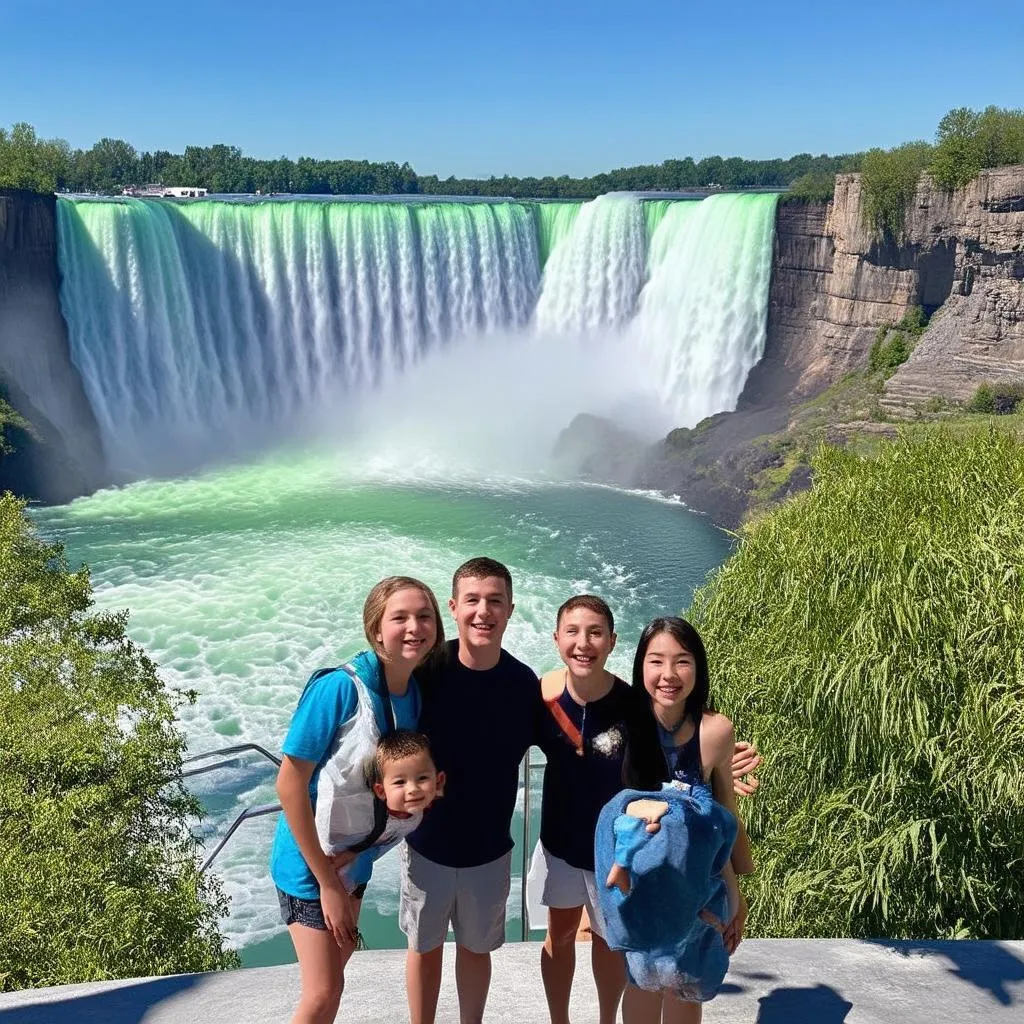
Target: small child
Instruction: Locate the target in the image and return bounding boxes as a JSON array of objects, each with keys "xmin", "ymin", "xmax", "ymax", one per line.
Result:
[{"xmin": 332, "ymin": 730, "xmax": 445, "ymax": 895}]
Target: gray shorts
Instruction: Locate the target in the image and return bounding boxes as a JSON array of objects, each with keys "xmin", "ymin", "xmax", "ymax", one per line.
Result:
[{"xmin": 399, "ymin": 844, "xmax": 512, "ymax": 954}]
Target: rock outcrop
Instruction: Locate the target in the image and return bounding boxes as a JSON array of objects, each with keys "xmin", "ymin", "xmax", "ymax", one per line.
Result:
[
  {"xmin": 748, "ymin": 166, "xmax": 1024, "ymax": 412},
  {"xmin": 881, "ymin": 166, "xmax": 1024, "ymax": 412},
  {"xmin": 0, "ymin": 188, "xmax": 106, "ymax": 502}
]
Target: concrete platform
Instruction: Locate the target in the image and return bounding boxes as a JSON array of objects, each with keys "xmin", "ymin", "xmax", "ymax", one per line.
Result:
[{"xmin": 0, "ymin": 940, "xmax": 1022, "ymax": 1023}]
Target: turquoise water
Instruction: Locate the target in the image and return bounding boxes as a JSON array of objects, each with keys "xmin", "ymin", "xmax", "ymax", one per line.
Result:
[{"xmin": 34, "ymin": 450, "xmax": 731, "ymax": 962}]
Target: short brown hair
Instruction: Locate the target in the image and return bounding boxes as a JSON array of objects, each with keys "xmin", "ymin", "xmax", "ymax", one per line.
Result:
[
  {"xmin": 451, "ymin": 557, "xmax": 513, "ymax": 601},
  {"xmin": 369, "ymin": 729, "xmax": 435, "ymax": 785},
  {"xmin": 556, "ymin": 594, "xmax": 615, "ymax": 634},
  {"xmin": 362, "ymin": 577, "xmax": 445, "ymax": 662}
]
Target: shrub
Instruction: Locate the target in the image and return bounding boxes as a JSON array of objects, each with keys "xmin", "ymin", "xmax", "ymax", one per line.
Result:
[
  {"xmin": 930, "ymin": 106, "xmax": 1024, "ymax": 191},
  {"xmin": 967, "ymin": 382, "xmax": 1024, "ymax": 415},
  {"xmin": 690, "ymin": 427, "xmax": 1024, "ymax": 939},
  {"xmin": 967, "ymin": 384, "xmax": 996, "ymax": 414},
  {"xmin": 860, "ymin": 142, "xmax": 934, "ymax": 240},
  {"xmin": 869, "ymin": 331, "xmax": 909, "ymax": 375},
  {"xmin": 0, "ymin": 496, "xmax": 238, "ymax": 990},
  {"xmin": 783, "ymin": 171, "xmax": 837, "ymax": 204},
  {"xmin": 895, "ymin": 306, "xmax": 928, "ymax": 335}
]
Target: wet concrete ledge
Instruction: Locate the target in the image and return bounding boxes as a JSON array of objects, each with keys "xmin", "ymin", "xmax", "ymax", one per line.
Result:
[{"xmin": 0, "ymin": 939, "xmax": 1022, "ymax": 1023}]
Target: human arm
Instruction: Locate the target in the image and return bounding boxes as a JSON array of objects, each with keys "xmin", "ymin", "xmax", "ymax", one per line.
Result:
[
  {"xmin": 707, "ymin": 717, "xmax": 753, "ymax": 952},
  {"xmin": 731, "ymin": 740, "xmax": 761, "ymax": 797},
  {"xmin": 709, "ymin": 717, "xmax": 755, "ymax": 876},
  {"xmin": 275, "ymin": 670, "xmax": 362, "ymax": 946},
  {"xmin": 708, "ymin": 859, "xmax": 746, "ymax": 955},
  {"xmin": 604, "ymin": 800, "xmax": 669, "ymax": 895},
  {"xmin": 276, "ymin": 755, "xmax": 359, "ymax": 947}
]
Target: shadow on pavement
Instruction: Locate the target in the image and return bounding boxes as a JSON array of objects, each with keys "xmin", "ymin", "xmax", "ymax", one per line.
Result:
[
  {"xmin": 0, "ymin": 974, "xmax": 203, "ymax": 1023},
  {"xmin": 756, "ymin": 983, "xmax": 853, "ymax": 1023},
  {"xmin": 870, "ymin": 940, "xmax": 1024, "ymax": 1007}
]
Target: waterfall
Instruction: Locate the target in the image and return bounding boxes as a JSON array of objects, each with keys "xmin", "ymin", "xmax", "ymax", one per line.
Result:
[
  {"xmin": 533, "ymin": 194, "xmax": 649, "ymax": 334},
  {"xmin": 631, "ymin": 192, "xmax": 778, "ymax": 425},
  {"xmin": 56, "ymin": 198, "xmax": 541, "ymax": 474},
  {"xmin": 53, "ymin": 192, "xmax": 777, "ymax": 478},
  {"xmin": 533, "ymin": 202, "xmax": 582, "ymax": 267}
]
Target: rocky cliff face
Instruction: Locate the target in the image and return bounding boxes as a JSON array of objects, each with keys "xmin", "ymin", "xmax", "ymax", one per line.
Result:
[
  {"xmin": 881, "ymin": 166, "xmax": 1024, "ymax": 412},
  {"xmin": 763, "ymin": 167, "xmax": 1024, "ymax": 411},
  {"xmin": 0, "ymin": 189, "xmax": 106, "ymax": 501}
]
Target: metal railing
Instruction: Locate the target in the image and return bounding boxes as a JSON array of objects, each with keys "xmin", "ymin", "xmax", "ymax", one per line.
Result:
[
  {"xmin": 178, "ymin": 744, "xmax": 283, "ymax": 872},
  {"xmin": 182, "ymin": 742, "xmax": 546, "ymax": 939}
]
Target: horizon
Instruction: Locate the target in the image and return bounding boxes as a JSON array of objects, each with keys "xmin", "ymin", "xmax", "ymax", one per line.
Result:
[{"xmin": 2, "ymin": 0, "xmax": 1022, "ymax": 179}]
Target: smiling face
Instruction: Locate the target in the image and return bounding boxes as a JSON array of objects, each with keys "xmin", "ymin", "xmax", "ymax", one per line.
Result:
[
  {"xmin": 375, "ymin": 587, "xmax": 438, "ymax": 668},
  {"xmin": 374, "ymin": 750, "xmax": 440, "ymax": 815},
  {"xmin": 642, "ymin": 630, "xmax": 697, "ymax": 717},
  {"xmin": 449, "ymin": 574, "xmax": 513, "ymax": 660},
  {"xmin": 555, "ymin": 606, "xmax": 616, "ymax": 682}
]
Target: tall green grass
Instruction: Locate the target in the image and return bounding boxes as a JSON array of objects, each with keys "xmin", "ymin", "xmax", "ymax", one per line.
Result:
[{"xmin": 690, "ymin": 427, "xmax": 1024, "ymax": 938}]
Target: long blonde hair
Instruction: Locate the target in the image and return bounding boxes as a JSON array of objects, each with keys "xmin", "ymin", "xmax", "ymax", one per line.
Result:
[{"xmin": 362, "ymin": 576, "xmax": 445, "ymax": 664}]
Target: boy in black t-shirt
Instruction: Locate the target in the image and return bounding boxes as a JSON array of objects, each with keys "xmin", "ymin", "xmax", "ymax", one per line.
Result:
[{"xmin": 402, "ymin": 557, "xmax": 543, "ymax": 1024}]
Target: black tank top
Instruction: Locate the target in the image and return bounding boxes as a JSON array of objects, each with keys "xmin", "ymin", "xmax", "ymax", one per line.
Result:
[{"xmin": 658, "ymin": 710, "xmax": 704, "ymax": 787}]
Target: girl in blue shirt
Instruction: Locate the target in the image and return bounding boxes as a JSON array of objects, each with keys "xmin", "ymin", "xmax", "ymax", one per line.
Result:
[{"xmin": 270, "ymin": 576, "xmax": 444, "ymax": 1024}]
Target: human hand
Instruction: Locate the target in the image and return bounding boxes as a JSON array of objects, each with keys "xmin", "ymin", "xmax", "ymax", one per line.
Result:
[
  {"xmin": 605, "ymin": 862, "xmax": 632, "ymax": 895},
  {"xmin": 320, "ymin": 880, "xmax": 359, "ymax": 950},
  {"xmin": 624, "ymin": 798, "xmax": 670, "ymax": 833},
  {"xmin": 731, "ymin": 741, "xmax": 761, "ymax": 797},
  {"xmin": 723, "ymin": 889, "xmax": 747, "ymax": 955},
  {"xmin": 328, "ymin": 849, "xmax": 358, "ymax": 873}
]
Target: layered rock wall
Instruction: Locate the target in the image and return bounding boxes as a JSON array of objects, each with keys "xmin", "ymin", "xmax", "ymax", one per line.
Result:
[
  {"xmin": 882, "ymin": 166, "xmax": 1024, "ymax": 410},
  {"xmin": 0, "ymin": 189, "xmax": 106, "ymax": 501},
  {"xmin": 755, "ymin": 166, "xmax": 1024, "ymax": 412}
]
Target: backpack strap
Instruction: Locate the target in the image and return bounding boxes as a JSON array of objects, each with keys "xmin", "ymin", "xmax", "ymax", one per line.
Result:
[
  {"xmin": 341, "ymin": 660, "xmax": 397, "ymax": 734},
  {"xmin": 541, "ymin": 669, "xmax": 583, "ymax": 756},
  {"xmin": 345, "ymin": 795, "xmax": 390, "ymax": 854},
  {"xmin": 336, "ymin": 660, "xmax": 395, "ymax": 853}
]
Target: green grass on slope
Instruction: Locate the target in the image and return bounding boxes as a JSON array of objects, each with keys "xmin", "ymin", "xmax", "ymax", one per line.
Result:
[{"xmin": 690, "ymin": 426, "xmax": 1024, "ymax": 939}]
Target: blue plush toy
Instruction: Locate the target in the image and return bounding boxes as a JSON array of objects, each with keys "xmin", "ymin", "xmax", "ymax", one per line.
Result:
[{"xmin": 594, "ymin": 782, "xmax": 738, "ymax": 1003}]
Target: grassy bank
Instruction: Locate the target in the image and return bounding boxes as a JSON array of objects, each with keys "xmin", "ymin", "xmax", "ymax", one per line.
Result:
[{"xmin": 689, "ymin": 424, "xmax": 1024, "ymax": 938}]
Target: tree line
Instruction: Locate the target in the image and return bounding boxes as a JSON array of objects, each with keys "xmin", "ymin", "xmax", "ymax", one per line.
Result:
[
  {"xmin": 3, "ymin": 107, "xmax": 1021, "ymax": 207},
  {"xmin": 0, "ymin": 122, "xmax": 854, "ymax": 198}
]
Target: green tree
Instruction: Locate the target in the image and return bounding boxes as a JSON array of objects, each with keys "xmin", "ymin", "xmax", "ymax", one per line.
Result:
[
  {"xmin": 74, "ymin": 137, "xmax": 139, "ymax": 193},
  {"xmin": 0, "ymin": 398, "xmax": 32, "ymax": 457},
  {"xmin": 784, "ymin": 170, "xmax": 837, "ymax": 203},
  {"xmin": 860, "ymin": 141, "xmax": 933, "ymax": 239},
  {"xmin": 930, "ymin": 106, "xmax": 1024, "ymax": 191},
  {"xmin": 690, "ymin": 427, "xmax": 1024, "ymax": 939},
  {"xmin": 0, "ymin": 496, "xmax": 238, "ymax": 990},
  {"xmin": 0, "ymin": 123, "xmax": 72, "ymax": 193}
]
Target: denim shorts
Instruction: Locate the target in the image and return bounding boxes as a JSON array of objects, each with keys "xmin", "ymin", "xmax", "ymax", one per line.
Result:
[{"xmin": 277, "ymin": 883, "xmax": 366, "ymax": 930}]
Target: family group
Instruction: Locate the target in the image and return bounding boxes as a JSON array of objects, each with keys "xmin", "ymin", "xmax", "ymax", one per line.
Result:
[{"xmin": 269, "ymin": 557, "xmax": 760, "ymax": 1024}]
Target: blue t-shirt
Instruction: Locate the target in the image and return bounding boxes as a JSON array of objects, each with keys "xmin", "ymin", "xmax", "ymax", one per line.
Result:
[
  {"xmin": 408, "ymin": 640, "xmax": 542, "ymax": 868},
  {"xmin": 269, "ymin": 650, "xmax": 421, "ymax": 900}
]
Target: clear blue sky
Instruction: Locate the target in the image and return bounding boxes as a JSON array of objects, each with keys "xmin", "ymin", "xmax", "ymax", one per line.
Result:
[{"xmin": 3, "ymin": 0, "xmax": 1021, "ymax": 179}]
